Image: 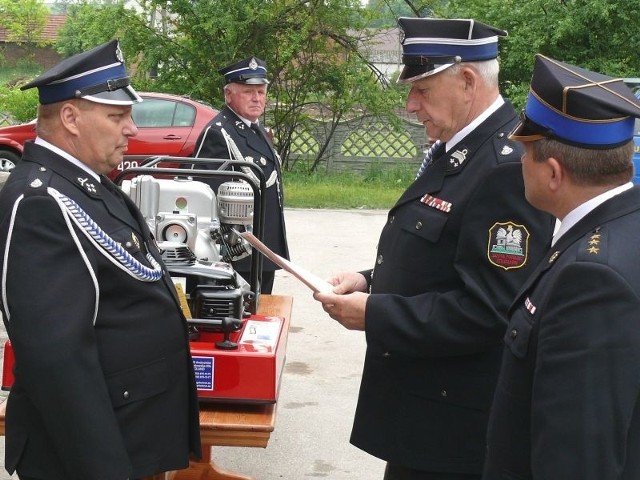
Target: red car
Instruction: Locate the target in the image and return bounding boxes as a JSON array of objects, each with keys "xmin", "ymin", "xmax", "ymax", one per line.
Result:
[{"xmin": 0, "ymin": 92, "xmax": 218, "ymax": 179}]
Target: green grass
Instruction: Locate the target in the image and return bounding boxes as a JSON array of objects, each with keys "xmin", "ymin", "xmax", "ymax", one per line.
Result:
[{"xmin": 283, "ymin": 163, "xmax": 414, "ymax": 209}]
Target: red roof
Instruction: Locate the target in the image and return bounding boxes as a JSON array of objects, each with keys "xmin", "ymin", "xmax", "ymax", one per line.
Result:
[{"xmin": 0, "ymin": 14, "xmax": 66, "ymax": 43}]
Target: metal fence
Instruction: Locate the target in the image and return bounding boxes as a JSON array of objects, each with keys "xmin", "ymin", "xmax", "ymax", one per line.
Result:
[{"xmin": 0, "ymin": 113, "xmax": 12, "ymax": 127}]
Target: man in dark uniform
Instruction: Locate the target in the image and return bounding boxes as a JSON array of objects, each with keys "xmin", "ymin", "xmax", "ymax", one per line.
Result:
[
  {"xmin": 483, "ymin": 55, "xmax": 640, "ymax": 480},
  {"xmin": 192, "ymin": 57, "xmax": 288, "ymax": 295},
  {"xmin": 314, "ymin": 17, "xmax": 555, "ymax": 480},
  {"xmin": 0, "ymin": 40, "xmax": 201, "ymax": 480}
]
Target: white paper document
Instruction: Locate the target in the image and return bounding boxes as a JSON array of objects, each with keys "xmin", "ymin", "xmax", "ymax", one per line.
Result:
[{"xmin": 239, "ymin": 231, "xmax": 334, "ymax": 294}]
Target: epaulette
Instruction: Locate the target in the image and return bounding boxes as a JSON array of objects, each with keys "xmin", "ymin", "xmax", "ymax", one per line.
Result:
[
  {"xmin": 492, "ymin": 131, "xmax": 523, "ymax": 165},
  {"xmin": 576, "ymin": 226, "xmax": 608, "ymax": 264},
  {"xmin": 213, "ymin": 113, "xmax": 229, "ymax": 129},
  {"xmin": 23, "ymin": 164, "xmax": 53, "ymax": 198},
  {"xmin": 444, "ymin": 130, "xmax": 524, "ymax": 174}
]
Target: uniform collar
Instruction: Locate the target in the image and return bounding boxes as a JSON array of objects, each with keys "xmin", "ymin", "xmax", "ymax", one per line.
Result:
[
  {"xmin": 34, "ymin": 136, "xmax": 101, "ymax": 182},
  {"xmin": 552, "ymin": 182, "xmax": 634, "ymax": 246},
  {"xmin": 446, "ymin": 95, "xmax": 505, "ymax": 152},
  {"xmin": 227, "ymin": 106, "xmax": 257, "ymax": 128}
]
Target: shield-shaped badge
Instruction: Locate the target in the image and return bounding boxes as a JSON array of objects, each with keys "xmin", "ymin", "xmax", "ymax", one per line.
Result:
[{"xmin": 487, "ymin": 221, "xmax": 530, "ymax": 270}]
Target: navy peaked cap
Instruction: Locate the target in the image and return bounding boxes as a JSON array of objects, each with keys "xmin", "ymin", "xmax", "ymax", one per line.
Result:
[
  {"xmin": 21, "ymin": 40, "xmax": 141, "ymax": 106},
  {"xmin": 397, "ymin": 17, "xmax": 507, "ymax": 83},
  {"xmin": 219, "ymin": 57, "xmax": 269, "ymax": 85},
  {"xmin": 511, "ymin": 54, "xmax": 640, "ymax": 148}
]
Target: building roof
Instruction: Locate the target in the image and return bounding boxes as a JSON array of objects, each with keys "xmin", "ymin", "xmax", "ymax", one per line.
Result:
[
  {"xmin": 360, "ymin": 27, "xmax": 401, "ymax": 64},
  {"xmin": 0, "ymin": 14, "xmax": 66, "ymax": 43}
]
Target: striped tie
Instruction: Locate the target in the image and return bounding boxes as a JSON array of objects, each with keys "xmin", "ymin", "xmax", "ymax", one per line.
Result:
[{"xmin": 415, "ymin": 140, "xmax": 442, "ymax": 179}]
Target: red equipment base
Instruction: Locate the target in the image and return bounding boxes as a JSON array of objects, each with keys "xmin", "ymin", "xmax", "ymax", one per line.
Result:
[{"xmin": 2, "ymin": 313, "xmax": 288, "ymax": 404}]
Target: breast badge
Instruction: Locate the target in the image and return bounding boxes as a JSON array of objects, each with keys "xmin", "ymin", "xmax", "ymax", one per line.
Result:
[{"xmin": 487, "ymin": 221, "xmax": 530, "ymax": 270}]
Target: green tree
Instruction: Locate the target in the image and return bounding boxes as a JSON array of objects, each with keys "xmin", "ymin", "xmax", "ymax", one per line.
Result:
[
  {"xmin": 365, "ymin": 0, "xmax": 438, "ymax": 26},
  {"xmin": 0, "ymin": 0, "xmax": 49, "ymax": 76},
  {"xmin": 442, "ymin": 0, "xmax": 640, "ymax": 108},
  {"xmin": 55, "ymin": 0, "xmax": 406, "ymax": 171},
  {"xmin": 0, "ymin": 0, "xmax": 49, "ymax": 46},
  {"xmin": 55, "ymin": 1, "xmax": 151, "ymax": 61}
]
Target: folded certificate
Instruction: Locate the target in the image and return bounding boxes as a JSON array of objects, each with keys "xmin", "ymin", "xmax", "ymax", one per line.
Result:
[{"xmin": 239, "ymin": 231, "xmax": 333, "ymax": 294}]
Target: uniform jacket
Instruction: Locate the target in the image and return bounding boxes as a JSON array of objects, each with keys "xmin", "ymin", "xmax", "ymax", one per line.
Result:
[
  {"xmin": 350, "ymin": 102, "xmax": 555, "ymax": 474},
  {"xmin": 192, "ymin": 106, "xmax": 288, "ymax": 272},
  {"xmin": 0, "ymin": 142, "xmax": 201, "ymax": 480},
  {"xmin": 484, "ymin": 186, "xmax": 640, "ymax": 480}
]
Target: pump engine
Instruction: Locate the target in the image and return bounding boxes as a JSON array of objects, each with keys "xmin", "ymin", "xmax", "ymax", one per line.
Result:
[{"xmin": 120, "ymin": 175, "xmax": 256, "ymax": 324}]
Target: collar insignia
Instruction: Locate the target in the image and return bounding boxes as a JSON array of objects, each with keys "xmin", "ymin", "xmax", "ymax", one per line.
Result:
[
  {"xmin": 78, "ymin": 177, "xmax": 97, "ymax": 194},
  {"xmin": 131, "ymin": 232, "xmax": 140, "ymax": 249},
  {"xmin": 236, "ymin": 121, "xmax": 246, "ymax": 130},
  {"xmin": 449, "ymin": 148, "xmax": 468, "ymax": 168},
  {"xmin": 259, "ymin": 157, "xmax": 267, "ymax": 165},
  {"xmin": 549, "ymin": 251, "xmax": 560, "ymax": 263}
]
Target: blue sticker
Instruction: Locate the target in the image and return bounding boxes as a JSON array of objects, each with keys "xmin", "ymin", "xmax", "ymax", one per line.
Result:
[{"xmin": 192, "ymin": 356, "xmax": 214, "ymax": 391}]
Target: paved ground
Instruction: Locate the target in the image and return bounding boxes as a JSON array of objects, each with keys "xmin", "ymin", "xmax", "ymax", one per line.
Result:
[{"xmin": 0, "ymin": 207, "xmax": 389, "ymax": 479}]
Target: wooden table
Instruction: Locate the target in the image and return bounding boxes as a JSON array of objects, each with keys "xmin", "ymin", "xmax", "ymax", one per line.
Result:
[{"xmin": 0, "ymin": 294, "xmax": 293, "ymax": 480}]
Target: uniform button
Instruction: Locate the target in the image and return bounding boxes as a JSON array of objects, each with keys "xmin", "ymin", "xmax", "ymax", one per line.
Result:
[
  {"xmin": 125, "ymin": 241, "xmax": 133, "ymax": 248},
  {"xmin": 510, "ymin": 329, "xmax": 518, "ymax": 339},
  {"xmin": 377, "ymin": 254, "xmax": 383, "ymax": 265},
  {"xmin": 123, "ymin": 391, "xmax": 130, "ymax": 399},
  {"xmin": 382, "ymin": 352, "xmax": 391, "ymax": 357},
  {"xmin": 498, "ymin": 132, "xmax": 505, "ymax": 138},
  {"xmin": 441, "ymin": 390, "xmax": 447, "ymax": 397},
  {"xmin": 39, "ymin": 167, "xmax": 47, "ymax": 171},
  {"xmin": 415, "ymin": 221, "xmax": 423, "ymax": 230}
]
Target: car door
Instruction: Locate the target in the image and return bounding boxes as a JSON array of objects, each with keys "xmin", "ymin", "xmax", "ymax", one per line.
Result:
[{"xmin": 125, "ymin": 96, "xmax": 197, "ymax": 163}]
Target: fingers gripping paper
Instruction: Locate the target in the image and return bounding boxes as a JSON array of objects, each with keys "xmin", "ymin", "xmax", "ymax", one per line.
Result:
[{"xmin": 238, "ymin": 231, "xmax": 333, "ymax": 293}]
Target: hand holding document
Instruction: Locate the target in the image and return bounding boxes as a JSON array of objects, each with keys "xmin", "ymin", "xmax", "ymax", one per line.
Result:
[{"xmin": 238, "ymin": 231, "xmax": 334, "ymax": 294}]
